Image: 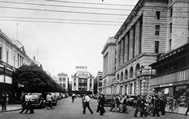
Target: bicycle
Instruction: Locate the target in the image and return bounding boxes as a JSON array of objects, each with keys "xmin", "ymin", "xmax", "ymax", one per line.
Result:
[{"xmin": 45, "ymin": 101, "xmax": 55, "ymax": 110}]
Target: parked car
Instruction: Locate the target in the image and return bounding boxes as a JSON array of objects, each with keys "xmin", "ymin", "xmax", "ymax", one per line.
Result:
[
  {"xmin": 104, "ymin": 95, "xmax": 112, "ymax": 107},
  {"xmin": 127, "ymin": 95, "xmax": 137, "ymax": 106},
  {"xmin": 31, "ymin": 93, "xmax": 45, "ymax": 108}
]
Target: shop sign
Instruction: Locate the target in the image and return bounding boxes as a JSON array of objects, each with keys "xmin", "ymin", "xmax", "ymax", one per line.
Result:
[
  {"xmin": 160, "ymin": 83, "xmax": 172, "ymax": 87},
  {"xmin": 175, "ymin": 85, "xmax": 187, "ymax": 90}
]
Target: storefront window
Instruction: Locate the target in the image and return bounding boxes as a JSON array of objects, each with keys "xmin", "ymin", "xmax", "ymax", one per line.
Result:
[{"xmin": 174, "ymin": 85, "xmax": 188, "ymax": 107}]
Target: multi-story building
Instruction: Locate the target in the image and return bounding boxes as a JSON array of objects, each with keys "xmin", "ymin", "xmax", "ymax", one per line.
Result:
[
  {"xmin": 0, "ymin": 29, "xmax": 36, "ymax": 103},
  {"xmin": 93, "ymin": 71, "xmax": 103, "ymax": 94},
  {"xmin": 57, "ymin": 73, "xmax": 69, "ymax": 91},
  {"xmin": 72, "ymin": 66, "xmax": 94, "ymax": 95},
  {"xmin": 111, "ymin": 0, "xmax": 169, "ymax": 95},
  {"xmin": 102, "ymin": 0, "xmax": 189, "ymax": 96},
  {"xmin": 0, "ymin": 30, "xmax": 34, "ymax": 87},
  {"xmin": 101, "ymin": 37, "xmax": 116, "ymax": 95}
]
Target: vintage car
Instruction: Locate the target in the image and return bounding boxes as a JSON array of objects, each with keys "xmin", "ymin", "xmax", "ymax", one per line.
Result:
[
  {"xmin": 31, "ymin": 93, "xmax": 45, "ymax": 108},
  {"xmin": 104, "ymin": 95, "xmax": 112, "ymax": 107}
]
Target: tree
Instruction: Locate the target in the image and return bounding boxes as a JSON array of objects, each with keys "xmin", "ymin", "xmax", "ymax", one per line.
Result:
[{"xmin": 12, "ymin": 64, "xmax": 63, "ymax": 92}]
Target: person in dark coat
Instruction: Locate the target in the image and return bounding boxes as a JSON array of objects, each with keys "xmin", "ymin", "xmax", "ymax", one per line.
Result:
[
  {"xmin": 99, "ymin": 94, "xmax": 105, "ymax": 116},
  {"xmin": 159, "ymin": 96, "xmax": 166, "ymax": 115},
  {"xmin": 121, "ymin": 95, "xmax": 128, "ymax": 113},
  {"xmin": 185, "ymin": 99, "xmax": 189, "ymax": 116},
  {"xmin": 153, "ymin": 95, "xmax": 160, "ymax": 117},
  {"xmin": 1, "ymin": 91, "xmax": 7, "ymax": 111},
  {"xmin": 140, "ymin": 96, "xmax": 148, "ymax": 117},
  {"xmin": 109, "ymin": 95, "xmax": 116, "ymax": 112},
  {"xmin": 134, "ymin": 95, "xmax": 142, "ymax": 117},
  {"xmin": 96, "ymin": 94, "xmax": 101, "ymax": 113},
  {"xmin": 19, "ymin": 93, "xmax": 27, "ymax": 114}
]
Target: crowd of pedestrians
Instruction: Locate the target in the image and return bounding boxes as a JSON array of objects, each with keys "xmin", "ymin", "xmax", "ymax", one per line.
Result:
[
  {"xmin": 109, "ymin": 94, "xmax": 128, "ymax": 113},
  {"xmin": 108, "ymin": 94, "xmax": 178, "ymax": 118}
]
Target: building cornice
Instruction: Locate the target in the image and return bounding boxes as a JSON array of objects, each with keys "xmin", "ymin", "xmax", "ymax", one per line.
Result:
[{"xmin": 114, "ymin": 0, "xmax": 144, "ymax": 40}]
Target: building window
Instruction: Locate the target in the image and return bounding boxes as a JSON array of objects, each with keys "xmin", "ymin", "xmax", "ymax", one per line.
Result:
[
  {"xmin": 155, "ymin": 41, "xmax": 159, "ymax": 53},
  {"xmin": 170, "ymin": 7, "xmax": 173, "ymax": 17},
  {"xmin": 6, "ymin": 50, "xmax": 9, "ymax": 63},
  {"xmin": 156, "ymin": 11, "xmax": 160, "ymax": 20},
  {"xmin": 0, "ymin": 47, "xmax": 2, "ymax": 60},
  {"xmin": 170, "ymin": 23, "xmax": 172, "ymax": 33},
  {"xmin": 155, "ymin": 25, "xmax": 160, "ymax": 35},
  {"xmin": 169, "ymin": 39, "xmax": 172, "ymax": 51}
]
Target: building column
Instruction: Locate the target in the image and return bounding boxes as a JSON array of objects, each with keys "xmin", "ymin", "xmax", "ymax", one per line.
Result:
[{"xmin": 129, "ymin": 28, "xmax": 134, "ymax": 60}]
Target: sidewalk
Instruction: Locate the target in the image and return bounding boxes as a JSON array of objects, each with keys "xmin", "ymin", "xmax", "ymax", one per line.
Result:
[
  {"xmin": 165, "ymin": 105, "xmax": 187, "ymax": 115},
  {"xmin": 0, "ymin": 104, "xmax": 22, "ymax": 113}
]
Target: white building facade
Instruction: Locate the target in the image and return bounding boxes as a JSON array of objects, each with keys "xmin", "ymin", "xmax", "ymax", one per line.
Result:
[
  {"xmin": 72, "ymin": 66, "xmax": 94, "ymax": 94},
  {"xmin": 0, "ymin": 30, "xmax": 34, "ymax": 85}
]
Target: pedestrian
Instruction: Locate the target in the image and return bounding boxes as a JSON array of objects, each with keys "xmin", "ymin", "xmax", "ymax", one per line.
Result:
[
  {"xmin": 99, "ymin": 94, "xmax": 105, "ymax": 116},
  {"xmin": 160, "ymin": 96, "xmax": 166, "ymax": 115},
  {"xmin": 19, "ymin": 93, "xmax": 27, "ymax": 114},
  {"xmin": 121, "ymin": 95, "xmax": 128, "ymax": 113},
  {"xmin": 134, "ymin": 95, "xmax": 142, "ymax": 117},
  {"xmin": 1, "ymin": 91, "xmax": 7, "ymax": 111},
  {"xmin": 25, "ymin": 93, "xmax": 34, "ymax": 114},
  {"xmin": 82, "ymin": 94, "xmax": 86, "ymax": 113},
  {"xmin": 46, "ymin": 93, "xmax": 53, "ymax": 109},
  {"xmin": 140, "ymin": 96, "xmax": 148, "ymax": 117},
  {"xmin": 115, "ymin": 95, "xmax": 121, "ymax": 112},
  {"xmin": 134, "ymin": 95, "xmax": 147, "ymax": 117},
  {"xmin": 83, "ymin": 93, "xmax": 93, "ymax": 114},
  {"xmin": 152, "ymin": 95, "xmax": 160, "ymax": 117},
  {"xmin": 185, "ymin": 98, "xmax": 189, "ymax": 116},
  {"xmin": 109, "ymin": 95, "xmax": 115, "ymax": 112},
  {"xmin": 72, "ymin": 93, "xmax": 76, "ymax": 103},
  {"xmin": 96, "ymin": 94, "xmax": 101, "ymax": 113}
]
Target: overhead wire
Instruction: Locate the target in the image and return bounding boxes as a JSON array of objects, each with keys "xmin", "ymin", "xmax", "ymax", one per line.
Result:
[
  {"xmin": 0, "ymin": 5, "xmax": 128, "ymax": 16},
  {"xmin": 0, "ymin": 16, "xmax": 188, "ymax": 29},
  {"xmin": 44, "ymin": 0, "xmax": 136, "ymax": 7},
  {"xmin": 0, "ymin": 18, "xmax": 121, "ymax": 26},
  {"xmin": 0, "ymin": 0, "xmax": 133, "ymax": 11}
]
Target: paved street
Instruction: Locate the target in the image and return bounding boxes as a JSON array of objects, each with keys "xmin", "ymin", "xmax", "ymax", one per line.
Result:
[{"xmin": 0, "ymin": 97, "xmax": 188, "ymax": 119}]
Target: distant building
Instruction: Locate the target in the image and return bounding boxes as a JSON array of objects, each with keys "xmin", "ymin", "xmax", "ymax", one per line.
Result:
[
  {"xmin": 72, "ymin": 66, "xmax": 94, "ymax": 95},
  {"xmin": 56, "ymin": 73, "xmax": 69, "ymax": 91},
  {"xmin": 93, "ymin": 71, "xmax": 103, "ymax": 94},
  {"xmin": 101, "ymin": 37, "xmax": 116, "ymax": 95}
]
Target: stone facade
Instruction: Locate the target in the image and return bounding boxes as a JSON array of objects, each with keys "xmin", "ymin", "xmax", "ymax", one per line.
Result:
[
  {"xmin": 101, "ymin": 37, "xmax": 116, "ymax": 94},
  {"xmin": 0, "ymin": 30, "xmax": 34, "ymax": 85},
  {"xmin": 102, "ymin": 0, "xmax": 189, "ymax": 96},
  {"xmin": 72, "ymin": 66, "xmax": 94, "ymax": 94}
]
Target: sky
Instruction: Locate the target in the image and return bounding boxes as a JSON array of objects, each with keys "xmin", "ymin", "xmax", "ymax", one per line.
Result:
[{"xmin": 0, "ymin": 0, "xmax": 138, "ymax": 78}]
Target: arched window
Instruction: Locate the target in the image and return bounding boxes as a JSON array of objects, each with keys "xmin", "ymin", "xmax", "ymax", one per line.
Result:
[
  {"xmin": 129, "ymin": 67, "xmax": 133, "ymax": 78},
  {"xmin": 121, "ymin": 72, "xmax": 123, "ymax": 81},
  {"xmin": 135, "ymin": 64, "xmax": 140, "ymax": 76},
  {"xmin": 59, "ymin": 77, "xmax": 62, "ymax": 82},
  {"xmin": 117, "ymin": 74, "xmax": 120, "ymax": 81},
  {"xmin": 63, "ymin": 77, "xmax": 66, "ymax": 82},
  {"xmin": 125, "ymin": 70, "xmax": 128, "ymax": 80}
]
